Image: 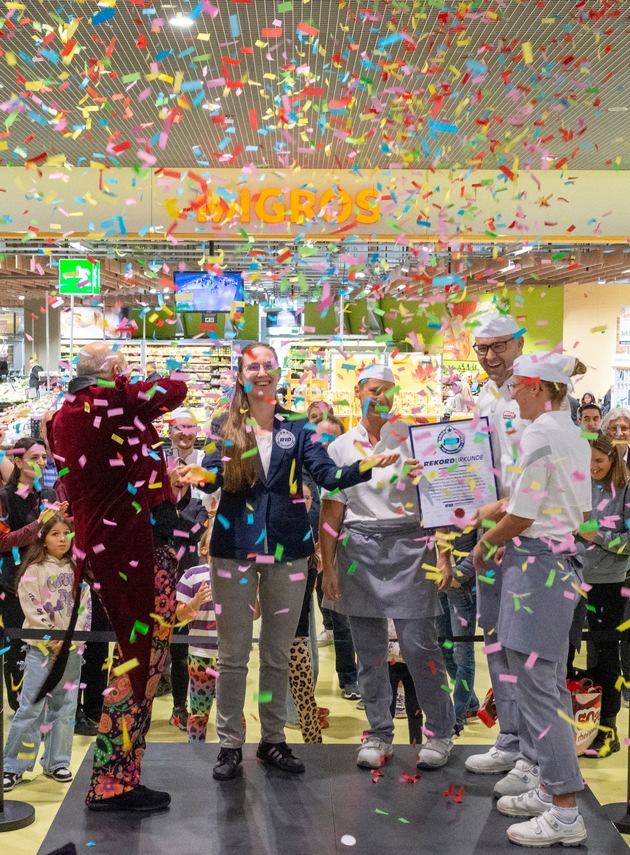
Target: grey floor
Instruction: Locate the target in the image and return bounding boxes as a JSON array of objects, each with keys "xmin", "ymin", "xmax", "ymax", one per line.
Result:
[{"xmin": 38, "ymin": 744, "xmax": 625, "ymax": 855}]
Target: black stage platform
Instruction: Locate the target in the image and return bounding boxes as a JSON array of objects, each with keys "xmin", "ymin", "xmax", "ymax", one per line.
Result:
[{"xmin": 38, "ymin": 745, "xmax": 627, "ymax": 855}]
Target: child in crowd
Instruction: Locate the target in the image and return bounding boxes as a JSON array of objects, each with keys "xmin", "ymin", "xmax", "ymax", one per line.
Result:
[
  {"xmin": 387, "ymin": 620, "xmax": 423, "ymax": 746},
  {"xmin": 3, "ymin": 513, "xmax": 91, "ymax": 792},
  {"xmin": 176, "ymin": 529, "xmax": 217, "ymax": 742}
]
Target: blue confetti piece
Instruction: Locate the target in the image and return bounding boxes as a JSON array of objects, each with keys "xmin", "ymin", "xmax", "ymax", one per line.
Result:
[{"xmin": 91, "ymin": 7, "xmax": 116, "ymax": 25}]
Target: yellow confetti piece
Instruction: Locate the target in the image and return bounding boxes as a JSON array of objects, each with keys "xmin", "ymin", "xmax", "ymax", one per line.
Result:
[
  {"xmin": 617, "ymin": 618, "xmax": 630, "ymax": 633},
  {"xmin": 590, "ymin": 325, "xmax": 608, "ymax": 334},
  {"xmin": 522, "ymin": 42, "xmax": 533, "ymax": 64},
  {"xmin": 112, "ymin": 657, "xmax": 140, "ymax": 677},
  {"xmin": 121, "ymin": 716, "xmax": 132, "ymax": 752},
  {"xmin": 111, "ymin": 434, "xmax": 124, "ymax": 444}
]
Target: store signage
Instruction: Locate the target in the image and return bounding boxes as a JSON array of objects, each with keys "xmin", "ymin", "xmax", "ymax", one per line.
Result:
[
  {"xmin": 196, "ymin": 187, "xmax": 380, "ymax": 226},
  {"xmin": 619, "ymin": 306, "xmax": 630, "ymax": 345},
  {"xmin": 59, "ymin": 259, "xmax": 101, "ymax": 295}
]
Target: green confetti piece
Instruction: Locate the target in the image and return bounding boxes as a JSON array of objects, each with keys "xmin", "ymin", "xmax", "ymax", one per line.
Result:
[
  {"xmin": 375, "ymin": 809, "xmax": 389, "ymax": 815},
  {"xmin": 119, "ymin": 573, "xmax": 127, "ymax": 581},
  {"xmin": 545, "ymin": 569, "xmax": 556, "ymax": 588},
  {"xmin": 398, "ymin": 818, "xmax": 410, "ymax": 824},
  {"xmin": 480, "ymin": 520, "xmax": 497, "ymax": 528},
  {"xmin": 254, "ymin": 691, "xmax": 272, "ymax": 703},
  {"xmin": 274, "ymin": 543, "xmax": 284, "ymax": 562},
  {"xmin": 347, "ymin": 561, "xmax": 358, "ymax": 576},
  {"xmin": 579, "ymin": 520, "xmax": 599, "ymax": 532},
  {"xmin": 477, "ymin": 574, "xmax": 495, "ymax": 585},
  {"xmin": 130, "ymin": 620, "xmax": 149, "ymax": 643},
  {"xmin": 96, "ymin": 378, "xmax": 116, "ymax": 387},
  {"xmin": 58, "ymin": 467, "xmax": 69, "ymax": 477},
  {"xmin": 132, "ymin": 501, "xmax": 142, "ymax": 514},
  {"xmin": 241, "ymin": 447, "xmax": 259, "ymax": 459},
  {"xmin": 442, "ymin": 639, "xmax": 454, "ymax": 649}
]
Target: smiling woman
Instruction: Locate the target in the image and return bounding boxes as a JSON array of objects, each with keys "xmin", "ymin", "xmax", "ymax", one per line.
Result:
[{"xmin": 187, "ymin": 341, "xmax": 398, "ymax": 783}]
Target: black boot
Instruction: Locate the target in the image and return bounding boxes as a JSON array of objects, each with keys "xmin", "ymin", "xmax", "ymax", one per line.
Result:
[{"xmin": 589, "ymin": 719, "xmax": 620, "ymax": 758}]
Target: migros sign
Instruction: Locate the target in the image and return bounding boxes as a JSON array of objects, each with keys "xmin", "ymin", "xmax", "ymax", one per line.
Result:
[{"xmin": 195, "ymin": 186, "xmax": 381, "ymax": 226}]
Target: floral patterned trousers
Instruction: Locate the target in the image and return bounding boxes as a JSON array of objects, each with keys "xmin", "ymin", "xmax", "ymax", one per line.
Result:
[{"xmin": 85, "ymin": 545, "xmax": 177, "ymax": 805}]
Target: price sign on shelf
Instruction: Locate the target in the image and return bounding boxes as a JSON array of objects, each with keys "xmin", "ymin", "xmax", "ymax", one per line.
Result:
[{"xmin": 58, "ymin": 259, "xmax": 101, "ymax": 295}]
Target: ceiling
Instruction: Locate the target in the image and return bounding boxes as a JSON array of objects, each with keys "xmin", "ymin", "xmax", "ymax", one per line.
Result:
[
  {"xmin": 0, "ymin": 0, "xmax": 629, "ymax": 308},
  {"xmin": 2, "ymin": 0, "xmax": 629, "ymax": 171}
]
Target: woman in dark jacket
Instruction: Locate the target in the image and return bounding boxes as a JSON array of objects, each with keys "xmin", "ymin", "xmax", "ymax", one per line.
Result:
[{"xmin": 187, "ymin": 342, "xmax": 397, "ymax": 782}]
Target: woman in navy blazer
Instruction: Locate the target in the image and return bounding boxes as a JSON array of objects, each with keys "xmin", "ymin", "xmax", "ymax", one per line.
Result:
[{"xmin": 186, "ymin": 342, "xmax": 397, "ymax": 781}]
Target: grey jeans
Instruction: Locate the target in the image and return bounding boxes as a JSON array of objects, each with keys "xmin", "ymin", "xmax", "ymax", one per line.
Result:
[
  {"xmin": 348, "ymin": 615, "xmax": 455, "ymax": 743},
  {"xmin": 211, "ymin": 556, "xmax": 308, "ymax": 748}
]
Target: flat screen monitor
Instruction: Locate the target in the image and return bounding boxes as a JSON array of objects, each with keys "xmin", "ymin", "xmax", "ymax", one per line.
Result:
[{"xmin": 174, "ymin": 271, "xmax": 244, "ymax": 313}]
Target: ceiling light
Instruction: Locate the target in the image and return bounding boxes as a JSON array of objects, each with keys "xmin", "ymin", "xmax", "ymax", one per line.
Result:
[
  {"xmin": 608, "ymin": 107, "xmax": 628, "ymax": 113},
  {"xmin": 169, "ymin": 14, "xmax": 194, "ymax": 27},
  {"xmin": 18, "ymin": 295, "xmax": 24, "ymax": 301}
]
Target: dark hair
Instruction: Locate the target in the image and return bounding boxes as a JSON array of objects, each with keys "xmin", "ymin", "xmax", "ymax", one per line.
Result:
[
  {"xmin": 578, "ymin": 402, "xmax": 601, "ymax": 420},
  {"xmin": 7, "ymin": 436, "xmax": 47, "ymax": 489},
  {"xmin": 580, "ymin": 392, "xmax": 596, "ymax": 406},
  {"xmin": 17, "ymin": 512, "xmax": 74, "ymax": 586},
  {"xmin": 222, "ymin": 342, "xmax": 279, "ymax": 493},
  {"xmin": 320, "ymin": 413, "xmax": 345, "ymax": 435},
  {"xmin": 589, "ymin": 432, "xmax": 629, "ymax": 491}
]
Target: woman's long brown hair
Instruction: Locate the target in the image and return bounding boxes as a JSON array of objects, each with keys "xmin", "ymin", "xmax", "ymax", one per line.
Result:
[
  {"xmin": 222, "ymin": 342, "xmax": 279, "ymax": 493},
  {"xmin": 589, "ymin": 432, "xmax": 630, "ymax": 492}
]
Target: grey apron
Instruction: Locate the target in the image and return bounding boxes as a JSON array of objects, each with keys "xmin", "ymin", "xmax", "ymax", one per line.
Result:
[
  {"xmin": 324, "ymin": 520, "xmax": 443, "ymax": 620},
  {"xmin": 497, "ymin": 537, "xmax": 583, "ymax": 664}
]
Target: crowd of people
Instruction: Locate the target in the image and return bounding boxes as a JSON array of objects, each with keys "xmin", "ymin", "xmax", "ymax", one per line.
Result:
[{"xmin": 1, "ymin": 316, "xmax": 629, "ymax": 849}]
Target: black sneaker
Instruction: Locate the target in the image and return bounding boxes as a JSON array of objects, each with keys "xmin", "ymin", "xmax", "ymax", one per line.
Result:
[
  {"xmin": 74, "ymin": 712, "xmax": 100, "ymax": 737},
  {"xmin": 213, "ymin": 747, "xmax": 243, "ymax": 781},
  {"xmin": 169, "ymin": 707, "xmax": 189, "ymax": 732},
  {"xmin": 588, "ymin": 727, "xmax": 620, "ymax": 758},
  {"xmin": 342, "ymin": 683, "xmax": 361, "ymax": 701},
  {"xmin": 43, "ymin": 767, "xmax": 73, "ymax": 784},
  {"xmin": 3, "ymin": 771, "xmax": 23, "ymax": 792},
  {"xmin": 86, "ymin": 785, "xmax": 171, "ymax": 813},
  {"xmin": 256, "ymin": 741, "xmax": 305, "ymax": 774}
]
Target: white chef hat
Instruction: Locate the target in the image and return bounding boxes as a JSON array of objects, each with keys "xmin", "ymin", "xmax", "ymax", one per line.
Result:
[
  {"xmin": 471, "ymin": 310, "xmax": 523, "ymax": 339},
  {"xmin": 512, "ymin": 352, "xmax": 577, "ymax": 387},
  {"xmin": 357, "ymin": 363, "xmax": 395, "ymax": 384},
  {"xmin": 168, "ymin": 407, "xmax": 198, "ymax": 425}
]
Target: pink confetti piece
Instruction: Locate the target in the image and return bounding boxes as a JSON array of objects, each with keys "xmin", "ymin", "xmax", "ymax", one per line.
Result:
[
  {"xmin": 498, "ymin": 673, "xmax": 517, "ymax": 683},
  {"xmin": 537, "ymin": 726, "xmax": 551, "ymax": 740},
  {"xmin": 525, "ymin": 652, "xmax": 539, "ymax": 670},
  {"xmin": 482, "ymin": 642, "xmax": 503, "ymax": 654},
  {"xmin": 274, "ymin": 608, "xmax": 290, "ymax": 614},
  {"xmin": 289, "ymin": 572, "xmax": 305, "ymax": 581}
]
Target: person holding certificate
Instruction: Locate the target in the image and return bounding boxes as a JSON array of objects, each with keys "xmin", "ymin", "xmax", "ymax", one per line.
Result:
[
  {"xmin": 463, "ymin": 311, "xmax": 539, "ymax": 799},
  {"xmin": 472, "ymin": 352, "xmax": 590, "ymax": 848},
  {"xmin": 320, "ymin": 364, "xmax": 455, "ymax": 771}
]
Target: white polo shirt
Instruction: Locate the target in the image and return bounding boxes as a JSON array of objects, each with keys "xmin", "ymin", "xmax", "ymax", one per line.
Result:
[
  {"xmin": 476, "ymin": 378, "xmax": 529, "ymax": 498},
  {"xmin": 507, "ymin": 410, "xmax": 591, "ymax": 541},
  {"xmin": 321, "ymin": 418, "xmax": 420, "ymax": 524}
]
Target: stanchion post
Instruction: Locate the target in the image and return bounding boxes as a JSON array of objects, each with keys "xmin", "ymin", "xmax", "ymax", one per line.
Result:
[{"xmin": 0, "ymin": 644, "xmax": 36, "ymax": 831}]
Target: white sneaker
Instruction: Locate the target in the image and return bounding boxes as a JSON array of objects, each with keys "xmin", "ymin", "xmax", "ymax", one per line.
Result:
[
  {"xmin": 497, "ymin": 787, "xmax": 551, "ymax": 817},
  {"xmin": 357, "ymin": 737, "xmax": 393, "ymax": 769},
  {"xmin": 493, "ymin": 760, "xmax": 541, "ymax": 798},
  {"xmin": 506, "ymin": 810, "xmax": 587, "ymax": 847},
  {"xmin": 465, "ymin": 745, "xmax": 518, "ymax": 774},
  {"xmin": 416, "ymin": 737, "xmax": 452, "ymax": 769},
  {"xmin": 317, "ymin": 629, "xmax": 334, "ymax": 647}
]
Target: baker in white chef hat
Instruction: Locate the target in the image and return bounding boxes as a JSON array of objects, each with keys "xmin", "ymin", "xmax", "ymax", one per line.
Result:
[
  {"xmin": 356, "ymin": 363, "xmax": 396, "ymax": 420},
  {"xmin": 471, "ymin": 309, "xmax": 525, "ymax": 389},
  {"xmin": 509, "ymin": 353, "xmax": 585, "ymax": 420}
]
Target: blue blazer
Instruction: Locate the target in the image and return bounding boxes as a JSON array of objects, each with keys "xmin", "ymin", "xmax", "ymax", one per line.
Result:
[{"xmin": 201, "ymin": 406, "xmax": 371, "ymax": 562}]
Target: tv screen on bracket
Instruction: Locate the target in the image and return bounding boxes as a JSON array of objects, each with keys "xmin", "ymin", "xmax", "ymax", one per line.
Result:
[{"xmin": 174, "ymin": 271, "xmax": 244, "ymax": 313}]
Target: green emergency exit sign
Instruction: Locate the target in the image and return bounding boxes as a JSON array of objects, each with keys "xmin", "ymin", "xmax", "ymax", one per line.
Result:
[{"xmin": 58, "ymin": 259, "xmax": 101, "ymax": 295}]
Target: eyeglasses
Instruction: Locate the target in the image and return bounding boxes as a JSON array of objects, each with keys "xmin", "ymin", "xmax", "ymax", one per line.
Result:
[
  {"xmin": 243, "ymin": 362, "xmax": 278, "ymax": 374},
  {"xmin": 472, "ymin": 339, "xmax": 512, "ymax": 356},
  {"xmin": 506, "ymin": 382, "xmax": 525, "ymax": 394}
]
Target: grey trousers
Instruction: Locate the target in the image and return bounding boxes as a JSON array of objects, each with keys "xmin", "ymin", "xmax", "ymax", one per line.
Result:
[
  {"xmin": 348, "ymin": 615, "xmax": 455, "ymax": 743},
  {"xmin": 484, "ymin": 630, "xmax": 536, "ymax": 762},
  {"xmin": 211, "ymin": 556, "xmax": 308, "ymax": 748},
  {"xmin": 505, "ymin": 641, "xmax": 583, "ymax": 796}
]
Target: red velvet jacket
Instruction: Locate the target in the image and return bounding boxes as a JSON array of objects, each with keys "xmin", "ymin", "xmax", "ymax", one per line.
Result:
[{"xmin": 48, "ymin": 374, "xmax": 187, "ymax": 701}]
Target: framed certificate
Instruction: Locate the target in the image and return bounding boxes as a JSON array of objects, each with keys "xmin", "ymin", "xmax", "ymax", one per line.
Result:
[{"xmin": 408, "ymin": 417, "xmax": 498, "ymax": 529}]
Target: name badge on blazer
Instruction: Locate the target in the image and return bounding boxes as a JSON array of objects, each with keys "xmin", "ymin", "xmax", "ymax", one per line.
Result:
[{"xmin": 276, "ymin": 429, "xmax": 296, "ymax": 450}]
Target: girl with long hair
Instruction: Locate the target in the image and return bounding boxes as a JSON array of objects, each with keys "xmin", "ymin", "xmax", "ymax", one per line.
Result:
[
  {"xmin": 186, "ymin": 342, "xmax": 397, "ymax": 782},
  {"xmin": 3, "ymin": 513, "xmax": 90, "ymax": 792},
  {"xmin": 0, "ymin": 437, "xmax": 63, "ymax": 710},
  {"xmin": 578, "ymin": 432, "xmax": 630, "ymax": 758}
]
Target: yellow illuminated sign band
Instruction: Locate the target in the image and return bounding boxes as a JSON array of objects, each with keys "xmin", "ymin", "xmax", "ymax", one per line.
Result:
[{"xmin": 196, "ymin": 187, "xmax": 381, "ymax": 226}]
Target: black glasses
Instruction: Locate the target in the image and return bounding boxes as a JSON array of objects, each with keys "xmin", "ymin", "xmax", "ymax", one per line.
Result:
[{"xmin": 472, "ymin": 339, "xmax": 512, "ymax": 356}]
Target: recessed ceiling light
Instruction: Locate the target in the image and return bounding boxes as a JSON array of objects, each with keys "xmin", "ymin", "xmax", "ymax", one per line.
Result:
[
  {"xmin": 608, "ymin": 106, "xmax": 628, "ymax": 112},
  {"xmin": 18, "ymin": 295, "xmax": 24, "ymax": 300},
  {"xmin": 169, "ymin": 14, "xmax": 194, "ymax": 27}
]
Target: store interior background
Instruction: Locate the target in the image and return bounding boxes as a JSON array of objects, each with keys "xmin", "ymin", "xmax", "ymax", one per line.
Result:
[{"xmin": 2, "ymin": 1, "xmax": 630, "ymax": 850}]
